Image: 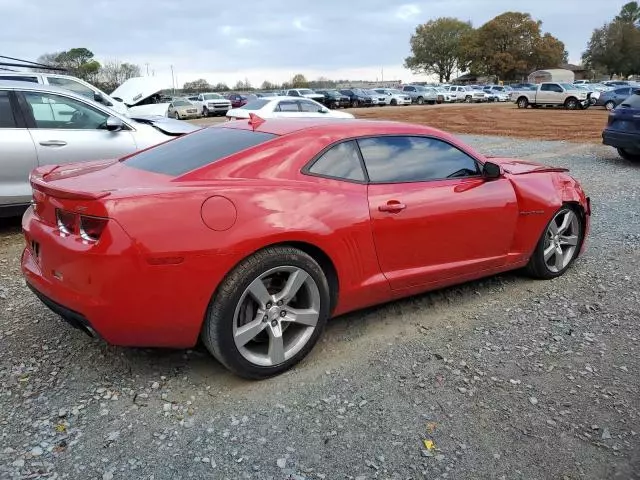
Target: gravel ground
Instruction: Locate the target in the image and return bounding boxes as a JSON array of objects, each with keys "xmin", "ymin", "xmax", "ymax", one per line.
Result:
[{"xmin": 0, "ymin": 136, "xmax": 639, "ymax": 480}]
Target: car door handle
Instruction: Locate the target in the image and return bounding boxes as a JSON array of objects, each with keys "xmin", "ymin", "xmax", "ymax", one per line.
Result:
[
  {"xmin": 378, "ymin": 201, "xmax": 407, "ymax": 213},
  {"xmin": 39, "ymin": 140, "xmax": 67, "ymax": 147}
]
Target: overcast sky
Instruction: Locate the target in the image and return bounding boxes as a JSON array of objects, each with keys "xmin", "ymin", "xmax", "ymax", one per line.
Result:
[{"xmin": 1, "ymin": 0, "xmax": 628, "ymax": 88}]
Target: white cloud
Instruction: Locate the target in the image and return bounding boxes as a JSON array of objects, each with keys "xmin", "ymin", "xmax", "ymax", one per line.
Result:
[{"xmin": 395, "ymin": 4, "xmax": 421, "ymax": 21}]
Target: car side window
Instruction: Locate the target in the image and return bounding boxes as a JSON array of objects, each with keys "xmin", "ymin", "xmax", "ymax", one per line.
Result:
[
  {"xmin": 276, "ymin": 100, "xmax": 299, "ymax": 112},
  {"xmin": 298, "ymin": 100, "xmax": 321, "ymax": 112},
  {"xmin": 308, "ymin": 141, "xmax": 365, "ymax": 182},
  {"xmin": 23, "ymin": 91, "xmax": 110, "ymax": 130},
  {"xmin": 46, "ymin": 77, "xmax": 96, "ymax": 100},
  {"xmin": 0, "ymin": 91, "xmax": 17, "ymax": 128},
  {"xmin": 616, "ymin": 88, "xmax": 631, "ymax": 95},
  {"xmin": 358, "ymin": 136, "xmax": 480, "ymax": 183},
  {"xmin": 0, "ymin": 75, "xmax": 39, "ymax": 83}
]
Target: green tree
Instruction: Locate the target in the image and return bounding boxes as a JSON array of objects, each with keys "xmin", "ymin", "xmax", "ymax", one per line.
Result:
[
  {"xmin": 617, "ymin": 1, "xmax": 640, "ymax": 25},
  {"xmin": 404, "ymin": 17, "xmax": 473, "ymax": 82},
  {"xmin": 291, "ymin": 74, "xmax": 308, "ymax": 88},
  {"xmin": 36, "ymin": 48, "xmax": 101, "ymax": 81},
  {"xmin": 464, "ymin": 12, "xmax": 565, "ymax": 80},
  {"xmin": 212, "ymin": 82, "xmax": 229, "ymax": 92},
  {"xmin": 583, "ymin": 20, "xmax": 640, "ymax": 78},
  {"xmin": 183, "ymin": 78, "xmax": 211, "ymax": 93}
]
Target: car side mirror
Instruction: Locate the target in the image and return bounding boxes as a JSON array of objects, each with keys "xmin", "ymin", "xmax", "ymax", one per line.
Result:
[
  {"xmin": 94, "ymin": 92, "xmax": 104, "ymax": 102},
  {"xmin": 482, "ymin": 161, "xmax": 502, "ymax": 179},
  {"xmin": 319, "ymin": 107, "xmax": 329, "ymax": 113},
  {"xmin": 105, "ymin": 116, "xmax": 124, "ymax": 132}
]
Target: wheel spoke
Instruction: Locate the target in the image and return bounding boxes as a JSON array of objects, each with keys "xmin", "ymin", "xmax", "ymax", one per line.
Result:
[
  {"xmin": 557, "ymin": 211, "xmax": 574, "ymax": 234},
  {"xmin": 548, "ymin": 221, "xmax": 559, "ymax": 235},
  {"xmin": 234, "ymin": 318, "xmax": 267, "ymax": 347},
  {"xmin": 276, "ymin": 269, "xmax": 309, "ymax": 304},
  {"xmin": 247, "ymin": 278, "xmax": 272, "ymax": 307},
  {"xmin": 267, "ymin": 323, "xmax": 285, "ymax": 365},
  {"xmin": 284, "ymin": 307, "xmax": 319, "ymax": 327},
  {"xmin": 554, "ymin": 247, "xmax": 564, "ymax": 270},
  {"xmin": 559, "ymin": 235, "xmax": 578, "ymax": 246},
  {"xmin": 544, "ymin": 244, "xmax": 556, "ymax": 261}
]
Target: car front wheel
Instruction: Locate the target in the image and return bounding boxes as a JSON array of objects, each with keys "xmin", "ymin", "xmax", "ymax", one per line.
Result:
[
  {"xmin": 525, "ymin": 206, "xmax": 584, "ymax": 280},
  {"xmin": 201, "ymin": 246, "xmax": 330, "ymax": 379},
  {"xmin": 604, "ymin": 101, "xmax": 616, "ymax": 111}
]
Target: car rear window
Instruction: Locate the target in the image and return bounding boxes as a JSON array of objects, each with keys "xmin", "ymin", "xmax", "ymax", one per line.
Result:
[
  {"xmin": 240, "ymin": 99, "xmax": 270, "ymax": 110},
  {"xmin": 621, "ymin": 93, "xmax": 640, "ymax": 108},
  {"xmin": 124, "ymin": 127, "xmax": 277, "ymax": 176}
]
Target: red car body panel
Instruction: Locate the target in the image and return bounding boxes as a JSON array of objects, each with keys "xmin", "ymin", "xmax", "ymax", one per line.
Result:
[{"xmin": 21, "ymin": 119, "xmax": 591, "ymax": 349}]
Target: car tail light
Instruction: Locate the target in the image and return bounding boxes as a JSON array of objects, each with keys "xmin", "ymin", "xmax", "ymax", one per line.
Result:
[
  {"xmin": 56, "ymin": 209, "xmax": 77, "ymax": 235},
  {"xmin": 79, "ymin": 215, "xmax": 108, "ymax": 242}
]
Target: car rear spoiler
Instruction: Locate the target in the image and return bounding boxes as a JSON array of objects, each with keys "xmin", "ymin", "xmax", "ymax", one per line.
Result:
[{"xmin": 30, "ymin": 166, "xmax": 112, "ymax": 200}]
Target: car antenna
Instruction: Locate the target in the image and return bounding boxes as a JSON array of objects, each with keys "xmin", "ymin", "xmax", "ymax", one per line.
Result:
[{"xmin": 248, "ymin": 113, "xmax": 265, "ymax": 130}]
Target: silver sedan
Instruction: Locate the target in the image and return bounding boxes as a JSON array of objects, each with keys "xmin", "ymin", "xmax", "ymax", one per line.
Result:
[{"xmin": 0, "ymin": 81, "xmax": 199, "ymax": 215}]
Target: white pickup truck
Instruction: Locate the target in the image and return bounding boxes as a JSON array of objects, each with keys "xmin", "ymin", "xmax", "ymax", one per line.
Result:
[
  {"xmin": 187, "ymin": 93, "xmax": 232, "ymax": 117},
  {"xmin": 513, "ymin": 82, "xmax": 591, "ymax": 110}
]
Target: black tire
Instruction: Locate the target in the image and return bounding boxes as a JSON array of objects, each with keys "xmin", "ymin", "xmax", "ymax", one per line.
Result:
[
  {"xmin": 605, "ymin": 100, "xmax": 616, "ymax": 111},
  {"xmin": 201, "ymin": 246, "xmax": 331, "ymax": 379},
  {"xmin": 351, "ymin": 99, "xmax": 359, "ymax": 108},
  {"xmin": 390, "ymin": 99, "xmax": 397, "ymax": 106},
  {"xmin": 517, "ymin": 97, "xmax": 529, "ymax": 109},
  {"xmin": 525, "ymin": 205, "xmax": 584, "ymax": 280},
  {"xmin": 465, "ymin": 95, "xmax": 472, "ymax": 103},
  {"xmin": 564, "ymin": 97, "xmax": 579, "ymax": 110},
  {"xmin": 172, "ymin": 111, "xmax": 180, "ymax": 120},
  {"xmin": 617, "ymin": 147, "xmax": 640, "ymax": 162},
  {"xmin": 416, "ymin": 96, "xmax": 424, "ymax": 105},
  {"xmin": 202, "ymin": 107, "xmax": 209, "ymax": 117}
]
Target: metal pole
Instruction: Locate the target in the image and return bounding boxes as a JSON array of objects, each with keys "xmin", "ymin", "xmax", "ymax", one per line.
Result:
[{"xmin": 170, "ymin": 65, "xmax": 176, "ymax": 94}]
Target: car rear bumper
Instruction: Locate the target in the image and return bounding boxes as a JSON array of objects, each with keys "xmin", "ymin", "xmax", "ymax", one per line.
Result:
[
  {"xmin": 602, "ymin": 129, "xmax": 640, "ymax": 150},
  {"xmin": 21, "ymin": 208, "xmax": 208, "ymax": 349}
]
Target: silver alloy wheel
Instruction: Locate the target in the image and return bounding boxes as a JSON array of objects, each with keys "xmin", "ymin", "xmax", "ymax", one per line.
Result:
[
  {"xmin": 543, "ymin": 209, "xmax": 580, "ymax": 273},
  {"xmin": 232, "ymin": 266, "xmax": 321, "ymax": 367},
  {"xmin": 605, "ymin": 101, "xmax": 615, "ymax": 111}
]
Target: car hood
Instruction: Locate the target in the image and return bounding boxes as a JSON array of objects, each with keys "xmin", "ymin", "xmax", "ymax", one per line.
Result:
[
  {"xmin": 485, "ymin": 157, "xmax": 569, "ymax": 175},
  {"xmin": 110, "ymin": 77, "xmax": 168, "ymax": 107},
  {"xmin": 130, "ymin": 115, "xmax": 201, "ymax": 135}
]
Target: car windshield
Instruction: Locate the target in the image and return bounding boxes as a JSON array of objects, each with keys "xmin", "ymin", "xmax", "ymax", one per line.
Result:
[
  {"xmin": 124, "ymin": 127, "xmax": 277, "ymax": 176},
  {"xmin": 172, "ymin": 100, "xmax": 190, "ymax": 106},
  {"xmin": 389, "ymin": 89, "xmax": 403, "ymax": 94},
  {"xmin": 325, "ymin": 90, "xmax": 340, "ymax": 96},
  {"xmin": 203, "ymin": 94, "xmax": 223, "ymax": 100},
  {"xmin": 560, "ymin": 83, "xmax": 578, "ymax": 90},
  {"xmin": 298, "ymin": 89, "xmax": 314, "ymax": 95},
  {"xmin": 239, "ymin": 99, "xmax": 270, "ymax": 110}
]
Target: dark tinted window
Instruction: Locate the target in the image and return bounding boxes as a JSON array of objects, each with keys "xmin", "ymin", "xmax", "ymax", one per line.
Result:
[
  {"xmin": 125, "ymin": 127, "xmax": 277, "ymax": 176},
  {"xmin": 0, "ymin": 91, "xmax": 17, "ymax": 127},
  {"xmin": 0, "ymin": 75, "xmax": 38, "ymax": 83},
  {"xmin": 358, "ymin": 136, "xmax": 480, "ymax": 183},
  {"xmin": 308, "ymin": 141, "xmax": 365, "ymax": 182},
  {"xmin": 615, "ymin": 87, "xmax": 631, "ymax": 95},
  {"xmin": 276, "ymin": 100, "xmax": 299, "ymax": 112},
  {"xmin": 239, "ymin": 99, "xmax": 269, "ymax": 110}
]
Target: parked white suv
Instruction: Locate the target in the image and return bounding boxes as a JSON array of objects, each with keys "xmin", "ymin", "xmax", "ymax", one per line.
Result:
[
  {"xmin": 285, "ymin": 89, "xmax": 326, "ymax": 103},
  {"xmin": 0, "ymin": 72, "xmax": 128, "ymax": 115},
  {"xmin": 187, "ymin": 93, "xmax": 232, "ymax": 117}
]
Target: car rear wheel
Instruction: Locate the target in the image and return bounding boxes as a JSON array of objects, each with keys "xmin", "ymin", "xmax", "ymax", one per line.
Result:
[
  {"xmin": 525, "ymin": 206, "xmax": 583, "ymax": 280},
  {"xmin": 604, "ymin": 101, "xmax": 616, "ymax": 111},
  {"xmin": 416, "ymin": 96, "xmax": 424, "ymax": 105},
  {"xmin": 517, "ymin": 97, "xmax": 529, "ymax": 109},
  {"xmin": 351, "ymin": 99, "xmax": 359, "ymax": 108},
  {"xmin": 617, "ymin": 148, "xmax": 640, "ymax": 162},
  {"xmin": 201, "ymin": 246, "xmax": 330, "ymax": 379}
]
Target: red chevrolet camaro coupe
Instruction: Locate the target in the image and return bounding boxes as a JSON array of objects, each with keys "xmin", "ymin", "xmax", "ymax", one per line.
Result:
[{"xmin": 21, "ymin": 117, "xmax": 591, "ymax": 379}]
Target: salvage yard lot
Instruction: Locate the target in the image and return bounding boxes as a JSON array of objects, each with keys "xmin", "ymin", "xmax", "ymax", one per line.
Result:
[
  {"xmin": 194, "ymin": 103, "xmax": 611, "ymax": 144},
  {"xmin": 1, "ymin": 115, "xmax": 639, "ymax": 479}
]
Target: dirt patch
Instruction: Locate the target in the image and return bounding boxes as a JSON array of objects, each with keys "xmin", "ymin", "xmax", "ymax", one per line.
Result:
[{"xmin": 350, "ymin": 103, "xmax": 609, "ymax": 143}]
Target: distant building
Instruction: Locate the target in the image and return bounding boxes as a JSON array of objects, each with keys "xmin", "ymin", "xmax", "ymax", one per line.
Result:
[
  {"xmin": 336, "ymin": 80, "xmax": 403, "ymax": 89},
  {"xmin": 560, "ymin": 63, "xmax": 590, "ymax": 81},
  {"xmin": 528, "ymin": 68, "xmax": 575, "ymax": 84}
]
